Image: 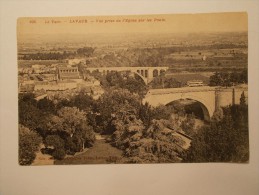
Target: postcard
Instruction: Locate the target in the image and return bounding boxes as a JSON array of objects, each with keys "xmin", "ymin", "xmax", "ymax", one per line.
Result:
[{"xmin": 17, "ymin": 13, "xmax": 248, "ymax": 165}]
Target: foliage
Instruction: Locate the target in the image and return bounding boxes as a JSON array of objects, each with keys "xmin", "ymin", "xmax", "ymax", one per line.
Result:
[
  {"xmin": 183, "ymin": 104, "xmax": 249, "ymax": 162},
  {"xmin": 98, "ymin": 71, "xmax": 147, "ymax": 95},
  {"xmin": 19, "ymin": 125, "xmax": 42, "ymax": 165},
  {"xmin": 48, "ymin": 107, "xmax": 86, "ymax": 136},
  {"xmin": 52, "ymin": 148, "xmax": 66, "ymax": 160},
  {"xmin": 180, "ymin": 114, "xmax": 196, "ymax": 137},
  {"xmin": 140, "ymin": 103, "xmax": 183, "ymax": 123},
  {"xmin": 20, "ymin": 47, "xmax": 94, "ymax": 60},
  {"xmin": 209, "ymin": 70, "xmax": 248, "ymax": 87},
  {"xmin": 150, "ymin": 75, "xmax": 183, "ymax": 89},
  {"xmin": 44, "ymin": 135, "xmax": 66, "ymax": 159},
  {"xmin": 138, "ymin": 102, "xmax": 153, "ymax": 127},
  {"xmin": 21, "ymin": 51, "xmax": 75, "ymax": 60},
  {"xmin": 37, "ymin": 97, "xmax": 56, "ymax": 114},
  {"xmin": 73, "ymin": 122, "xmax": 96, "ymax": 148},
  {"xmin": 211, "ymin": 108, "xmax": 224, "ymax": 122},
  {"xmin": 71, "ymin": 91, "xmax": 96, "ymax": 111},
  {"xmin": 77, "ymin": 47, "xmax": 95, "ymax": 57},
  {"xmin": 110, "ymin": 102, "xmax": 194, "ymax": 163},
  {"xmin": 55, "ymin": 99, "xmax": 74, "ymax": 110},
  {"xmin": 45, "ymin": 135, "xmax": 65, "ymax": 149},
  {"xmin": 150, "ymin": 105, "xmax": 176, "ymax": 121},
  {"xmin": 138, "ymin": 103, "xmax": 188, "ymax": 130},
  {"xmin": 19, "ymin": 93, "xmax": 38, "ymax": 128},
  {"xmin": 137, "ymin": 49, "xmax": 164, "ymax": 67},
  {"xmin": 95, "ymin": 89, "xmax": 141, "ymax": 134},
  {"xmin": 46, "ymin": 107, "xmax": 96, "ymax": 155},
  {"xmin": 111, "ymin": 113, "xmax": 145, "ymax": 150},
  {"xmin": 19, "ymin": 93, "xmax": 55, "ymax": 139},
  {"xmin": 123, "ymin": 75, "xmax": 147, "ymax": 96},
  {"xmin": 112, "ymin": 119, "xmax": 186, "ymax": 163},
  {"xmin": 240, "ymin": 91, "xmax": 246, "ymax": 106}
]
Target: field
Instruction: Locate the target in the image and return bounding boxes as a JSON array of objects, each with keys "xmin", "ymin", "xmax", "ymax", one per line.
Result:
[
  {"xmin": 165, "ymin": 72, "xmax": 210, "ymax": 85},
  {"xmin": 17, "ymin": 32, "xmax": 248, "ymax": 73},
  {"xmin": 55, "ymin": 137, "xmax": 124, "ymax": 165},
  {"xmin": 18, "ymin": 60, "xmax": 63, "ymax": 68}
]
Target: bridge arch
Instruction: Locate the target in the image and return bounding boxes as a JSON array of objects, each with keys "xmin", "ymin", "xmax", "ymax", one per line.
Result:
[
  {"xmin": 161, "ymin": 94, "xmax": 214, "ymax": 121},
  {"xmin": 160, "ymin": 69, "xmax": 166, "ymax": 75},
  {"xmin": 153, "ymin": 69, "xmax": 159, "ymax": 77},
  {"xmin": 140, "ymin": 70, "xmax": 144, "ymax": 76},
  {"xmin": 166, "ymin": 99, "xmax": 210, "ymax": 121},
  {"xmin": 132, "ymin": 71, "xmax": 148, "ymax": 85}
]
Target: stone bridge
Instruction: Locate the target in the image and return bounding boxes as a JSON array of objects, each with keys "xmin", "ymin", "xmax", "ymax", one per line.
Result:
[
  {"xmin": 143, "ymin": 85, "xmax": 248, "ymax": 121},
  {"xmin": 85, "ymin": 66, "xmax": 169, "ymax": 84}
]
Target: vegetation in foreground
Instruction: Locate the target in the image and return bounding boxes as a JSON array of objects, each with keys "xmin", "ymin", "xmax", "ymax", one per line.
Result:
[
  {"xmin": 18, "ymin": 72, "xmax": 249, "ymax": 165},
  {"xmin": 183, "ymin": 94, "xmax": 249, "ymax": 162}
]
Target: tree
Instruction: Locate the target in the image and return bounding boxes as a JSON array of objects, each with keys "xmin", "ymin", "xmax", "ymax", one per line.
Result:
[
  {"xmin": 106, "ymin": 71, "xmax": 124, "ymax": 87},
  {"xmin": 44, "ymin": 135, "xmax": 66, "ymax": 160},
  {"xmin": 50, "ymin": 107, "xmax": 87, "ymax": 137},
  {"xmin": 111, "ymin": 110, "xmax": 145, "ymax": 152},
  {"xmin": 123, "ymin": 76, "xmax": 147, "ymax": 96},
  {"xmin": 240, "ymin": 91, "xmax": 246, "ymax": 106},
  {"xmin": 150, "ymin": 76, "xmax": 182, "ymax": 89},
  {"xmin": 180, "ymin": 114, "xmax": 196, "ymax": 137},
  {"xmin": 19, "ymin": 93, "xmax": 37, "ymax": 106},
  {"xmin": 138, "ymin": 102, "xmax": 152, "ymax": 127},
  {"xmin": 52, "ymin": 148, "xmax": 66, "ymax": 160},
  {"xmin": 150, "ymin": 105, "xmax": 176, "ymax": 121},
  {"xmin": 209, "ymin": 72, "xmax": 223, "ymax": 86},
  {"xmin": 45, "ymin": 135, "xmax": 65, "ymax": 149},
  {"xmin": 209, "ymin": 70, "xmax": 248, "ymax": 87},
  {"xmin": 221, "ymin": 72, "xmax": 232, "ymax": 87},
  {"xmin": 19, "ymin": 93, "xmax": 42, "ymax": 130},
  {"xmin": 56, "ymin": 99, "xmax": 74, "ymax": 110},
  {"xmin": 73, "ymin": 122, "xmax": 95, "ymax": 149},
  {"xmin": 72, "ymin": 90, "xmax": 95, "ymax": 111},
  {"xmin": 47, "ymin": 107, "xmax": 95, "ymax": 153},
  {"xmin": 37, "ymin": 97, "xmax": 55, "ymax": 114},
  {"xmin": 183, "ymin": 104, "xmax": 249, "ymax": 162},
  {"xmin": 77, "ymin": 47, "xmax": 95, "ymax": 57},
  {"xmin": 96, "ymin": 89, "xmax": 141, "ymax": 134},
  {"xmin": 19, "ymin": 125, "xmax": 42, "ymax": 165},
  {"xmin": 117, "ymin": 119, "xmax": 186, "ymax": 163},
  {"xmin": 240, "ymin": 69, "xmax": 248, "ymax": 83}
]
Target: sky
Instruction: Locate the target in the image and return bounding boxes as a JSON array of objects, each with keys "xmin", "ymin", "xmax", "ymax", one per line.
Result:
[{"xmin": 17, "ymin": 12, "xmax": 247, "ymax": 36}]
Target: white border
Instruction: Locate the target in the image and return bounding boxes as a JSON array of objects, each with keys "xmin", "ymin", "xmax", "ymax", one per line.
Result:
[{"xmin": 1, "ymin": 1, "xmax": 259, "ymax": 195}]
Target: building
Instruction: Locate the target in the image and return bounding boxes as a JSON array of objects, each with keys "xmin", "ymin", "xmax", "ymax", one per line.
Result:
[
  {"xmin": 57, "ymin": 66, "xmax": 80, "ymax": 80},
  {"xmin": 41, "ymin": 74, "xmax": 57, "ymax": 82},
  {"xmin": 19, "ymin": 84, "xmax": 35, "ymax": 93},
  {"xmin": 34, "ymin": 80, "xmax": 78, "ymax": 91}
]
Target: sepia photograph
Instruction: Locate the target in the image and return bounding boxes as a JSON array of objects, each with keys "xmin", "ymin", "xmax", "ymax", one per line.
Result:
[{"xmin": 17, "ymin": 13, "xmax": 249, "ymax": 165}]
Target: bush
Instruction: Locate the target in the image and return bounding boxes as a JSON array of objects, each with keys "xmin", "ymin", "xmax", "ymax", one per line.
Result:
[
  {"xmin": 19, "ymin": 125, "xmax": 42, "ymax": 165},
  {"xmin": 44, "ymin": 135, "xmax": 66, "ymax": 159},
  {"xmin": 111, "ymin": 117, "xmax": 187, "ymax": 163},
  {"xmin": 52, "ymin": 148, "xmax": 66, "ymax": 160},
  {"xmin": 44, "ymin": 135, "xmax": 65, "ymax": 149},
  {"xmin": 183, "ymin": 104, "xmax": 249, "ymax": 162}
]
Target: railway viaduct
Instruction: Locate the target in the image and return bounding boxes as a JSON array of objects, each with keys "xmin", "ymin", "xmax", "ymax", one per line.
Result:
[{"xmin": 85, "ymin": 66, "xmax": 169, "ymax": 84}]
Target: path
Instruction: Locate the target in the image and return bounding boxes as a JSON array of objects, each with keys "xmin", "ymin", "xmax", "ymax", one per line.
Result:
[
  {"xmin": 32, "ymin": 144, "xmax": 54, "ymax": 165},
  {"xmin": 55, "ymin": 134, "xmax": 124, "ymax": 165}
]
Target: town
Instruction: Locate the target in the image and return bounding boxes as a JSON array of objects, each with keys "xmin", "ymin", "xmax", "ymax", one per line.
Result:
[
  {"xmin": 17, "ymin": 20, "xmax": 249, "ymax": 165},
  {"xmin": 18, "ymin": 59, "xmax": 104, "ymax": 101}
]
